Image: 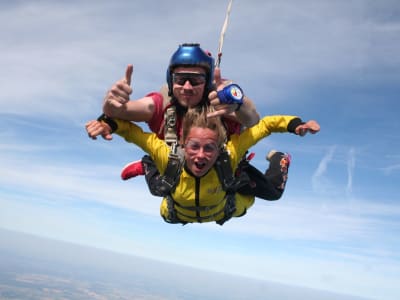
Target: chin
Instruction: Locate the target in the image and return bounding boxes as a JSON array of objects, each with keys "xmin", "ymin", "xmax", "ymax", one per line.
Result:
[
  {"xmin": 193, "ymin": 170, "xmax": 205, "ymax": 177},
  {"xmin": 191, "ymin": 167, "xmax": 207, "ymax": 177},
  {"xmin": 179, "ymin": 97, "xmax": 201, "ymax": 108}
]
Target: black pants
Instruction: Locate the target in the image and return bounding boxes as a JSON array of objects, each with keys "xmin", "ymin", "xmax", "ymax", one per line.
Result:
[
  {"xmin": 142, "ymin": 153, "xmax": 289, "ymax": 200},
  {"xmin": 236, "ymin": 159, "xmax": 286, "ymax": 200}
]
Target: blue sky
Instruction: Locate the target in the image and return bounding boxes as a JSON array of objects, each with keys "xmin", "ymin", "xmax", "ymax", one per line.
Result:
[{"xmin": 0, "ymin": 1, "xmax": 399, "ymax": 299}]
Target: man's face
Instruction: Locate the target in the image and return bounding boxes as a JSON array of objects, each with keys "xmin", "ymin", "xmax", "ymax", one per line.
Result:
[
  {"xmin": 172, "ymin": 67, "xmax": 207, "ymax": 108},
  {"xmin": 184, "ymin": 127, "xmax": 219, "ymax": 177}
]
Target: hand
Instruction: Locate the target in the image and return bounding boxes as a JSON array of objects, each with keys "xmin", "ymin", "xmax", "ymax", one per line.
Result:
[
  {"xmin": 103, "ymin": 65, "xmax": 133, "ymax": 113},
  {"xmin": 295, "ymin": 120, "xmax": 320, "ymax": 136},
  {"xmin": 207, "ymin": 68, "xmax": 239, "ymax": 118},
  {"xmin": 85, "ymin": 120, "xmax": 113, "ymax": 140}
]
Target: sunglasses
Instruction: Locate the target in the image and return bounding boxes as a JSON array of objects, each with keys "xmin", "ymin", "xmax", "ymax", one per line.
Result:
[
  {"xmin": 172, "ymin": 73, "xmax": 206, "ymax": 86},
  {"xmin": 185, "ymin": 140, "xmax": 218, "ymax": 154}
]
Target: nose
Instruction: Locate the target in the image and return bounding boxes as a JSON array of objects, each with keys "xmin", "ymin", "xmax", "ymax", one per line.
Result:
[
  {"xmin": 183, "ymin": 80, "xmax": 193, "ymax": 89},
  {"xmin": 195, "ymin": 148, "xmax": 206, "ymax": 158}
]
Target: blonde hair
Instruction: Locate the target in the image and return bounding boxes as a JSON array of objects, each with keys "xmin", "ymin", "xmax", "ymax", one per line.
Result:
[{"xmin": 182, "ymin": 106, "xmax": 227, "ymax": 148}]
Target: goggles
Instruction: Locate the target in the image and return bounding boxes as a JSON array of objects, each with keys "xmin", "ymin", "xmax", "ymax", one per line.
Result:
[
  {"xmin": 172, "ymin": 72, "xmax": 206, "ymax": 86},
  {"xmin": 185, "ymin": 140, "xmax": 218, "ymax": 154}
]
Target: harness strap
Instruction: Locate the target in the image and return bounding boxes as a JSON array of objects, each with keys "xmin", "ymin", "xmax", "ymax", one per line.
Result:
[
  {"xmin": 159, "ymin": 146, "xmax": 184, "ymax": 196},
  {"xmin": 214, "ymin": 150, "xmax": 250, "ymax": 193},
  {"xmin": 164, "ymin": 106, "xmax": 178, "ymax": 147},
  {"xmin": 166, "ymin": 194, "xmax": 233, "ymax": 224},
  {"xmin": 172, "ymin": 196, "xmax": 226, "ymax": 212},
  {"xmin": 213, "ymin": 150, "xmax": 251, "ymax": 225},
  {"xmin": 216, "ymin": 193, "xmax": 236, "ymax": 225},
  {"xmin": 163, "ymin": 195, "xmax": 187, "ymax": 225},
  {"xmin": 157, "ymin": 104, "xmax": 183, "ymax": 196}
]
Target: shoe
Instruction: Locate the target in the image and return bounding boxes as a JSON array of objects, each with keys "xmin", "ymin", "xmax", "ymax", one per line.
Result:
[
  {"xmin": 266, "ymin": 150, "xmax": 278, "ymax": 161},
  {"xmin": 121, "ymin": 160, "xmax": 145, "ymax": 180},
  {"xmin": 266, "ymin": 150, "xmax": 291, "ymax": 169},
  {"xmin": 266, "ymin": 150, "xmax": 291, "ymax": 191}
]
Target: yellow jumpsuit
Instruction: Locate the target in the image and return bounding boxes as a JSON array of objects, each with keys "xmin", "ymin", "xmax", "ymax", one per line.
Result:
[{"xmin": 115, "ymin": 115, "xmax": 298, "ymax": 224}]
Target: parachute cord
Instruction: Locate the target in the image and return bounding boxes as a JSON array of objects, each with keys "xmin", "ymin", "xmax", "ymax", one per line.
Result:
[{"xmin": 216, "ymin": 0, "xmax": 233, "ymax": 68}]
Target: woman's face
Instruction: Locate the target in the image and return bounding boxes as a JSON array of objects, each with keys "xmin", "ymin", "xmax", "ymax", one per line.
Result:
[{"xmin": 184, "ymin": 127, "xmax": 219, "ymax": 177}]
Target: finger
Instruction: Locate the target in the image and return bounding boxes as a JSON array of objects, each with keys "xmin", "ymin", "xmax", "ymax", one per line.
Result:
[
  {"xmin": 214, "ymin": 67, "xmax": 222, "ymax": 86},
  {"xmin": 208, "ymin": 90, "xmax": 217, "ymax": 100},
  {"xmin": 103, "ymin": 133, "xmax": 113, "ymax": 141},
  {"xmin": 88, "ymin": 133, "xmax": 97, "ymax": 140},
  {"xmin": 85, "ymin": 121, "xmax": 98, "ymax": 134},
  {"xmin": 209, "ymin": 99, "xmax": 220, "ymax": 106},
  {"xmin": 298, "ymin": 128, "xmax": 307, "ymax": 136},
  {"xmin": 304, "ymin": 122, "xmax": 320, "ymax": 134},
  {"xmin": 85, "ymin": 120, "xmax": 96, "ymax": 128},
  {"xmin": 104, "ymin": 82, "xmax": 129, "ymax": 107},
  {"xmin": 125, "ymin": 64, "xmax": 133, "ymax": 86},
  {"xmin": 207, "ymin": 109, "xmax": 228, "ymax": 118},
  {"xmin": 87, "ymin": 129, "xmax": 98, "ymax": 139},
  {"xmin": 312, "ymin": 124, "xmax": 321, "ymax": 132},
  {"xmin": 208, "ymin": 91, "xmax": 221, "ymax": 106},
  {"xmin": 107, "ymin": 98, "xmax": 123, "ymax": 108}
]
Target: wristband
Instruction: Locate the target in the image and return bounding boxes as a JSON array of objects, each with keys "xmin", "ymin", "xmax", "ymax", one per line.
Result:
[
  {"xmin": 217, "ymin": 84, "xmax": 244, "ymax": 105},
  {"xmin": 97, "ymin": 113, "xmax": 118, "ymax": 132}
]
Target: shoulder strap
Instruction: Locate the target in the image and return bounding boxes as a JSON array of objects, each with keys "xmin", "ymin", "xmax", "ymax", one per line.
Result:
[
  {"xmin": 213, "ymin": 149, "xmax": 251, "ymax": 226},
  {"xmin": 158, "ymin": 145, "xmax": 184, "ymax": 195},
  {"xmin": 157, "ymin": 99, "xmax": 183, "ymax": 196},
  {"xmin": 164, "ymin": 106, "xmax": 178, "ymax": 147},
  {"xmin": 214, "ymin": 149, "xmax": 250, "ymax": 193}
]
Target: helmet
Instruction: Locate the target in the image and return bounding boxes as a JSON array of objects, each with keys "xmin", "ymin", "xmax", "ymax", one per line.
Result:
[{"xmin": 166, "ymin": 43, "xmax": 215, "ymax": 96}]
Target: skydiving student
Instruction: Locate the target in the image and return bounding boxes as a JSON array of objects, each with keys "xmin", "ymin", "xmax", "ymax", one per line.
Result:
[
  {"xmin": 86, "ymin": 106, "xmax": 320, "ymax": 225},
  {"xmin": 87, "ymin": 43, "xmax": 293, "ymax": 200}
]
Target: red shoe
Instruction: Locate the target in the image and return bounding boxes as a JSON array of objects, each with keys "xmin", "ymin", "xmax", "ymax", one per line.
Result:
[{"xmin": 121, "ymin": 160, "xmax": 145, "ymax": 180}]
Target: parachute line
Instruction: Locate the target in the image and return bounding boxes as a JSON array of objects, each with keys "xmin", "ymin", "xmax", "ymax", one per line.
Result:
[{"xmin": 216, "ymin": 0, "xmax": 233, "ymax": 67}]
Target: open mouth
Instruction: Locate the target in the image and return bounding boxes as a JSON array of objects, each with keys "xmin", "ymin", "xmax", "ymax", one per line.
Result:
[{"xmin": 195, "ymin": 162, "xmax": 206, "ymax": 170}]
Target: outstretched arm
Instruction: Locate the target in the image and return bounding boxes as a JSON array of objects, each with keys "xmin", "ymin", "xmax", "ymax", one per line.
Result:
[{"xmin": 233, "ymin": 115, "xmax": 321, "ymax": 159}]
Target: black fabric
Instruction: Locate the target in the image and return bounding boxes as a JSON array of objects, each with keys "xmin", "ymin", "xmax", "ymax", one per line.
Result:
[
  {"xmin": 97, "ymin": 114, "xmax": 118, "ymax": 132},
  {"xmin": 142, "ymin": 155, "xmax": 164, "ymax": 197},
  {"xmin": 237, "ymin": 161, "xmax": 284, "ymax": 201},
  {"xmin": 287, "ymin": 117, "xmax": 303, "ymax": 133}
]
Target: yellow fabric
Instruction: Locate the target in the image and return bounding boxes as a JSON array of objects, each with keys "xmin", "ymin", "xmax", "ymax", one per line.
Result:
[{"xmin": 115, "ymin": 115, "xmax": 297, "ymax": 223}]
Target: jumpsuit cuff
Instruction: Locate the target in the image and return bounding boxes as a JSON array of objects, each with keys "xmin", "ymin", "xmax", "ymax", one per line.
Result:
[
  {"xmin": 287, "ymin": 117, "xmax": 304, "ymax": 134},
  {"xmin": 97, "ymin": 113, "xmax": 118, "ymax": 133}
]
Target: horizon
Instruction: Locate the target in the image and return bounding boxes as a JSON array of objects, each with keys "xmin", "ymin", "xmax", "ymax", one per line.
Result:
[{"xmin": 0, "ymin": 228, "xmax": 370, "ymax": 300}]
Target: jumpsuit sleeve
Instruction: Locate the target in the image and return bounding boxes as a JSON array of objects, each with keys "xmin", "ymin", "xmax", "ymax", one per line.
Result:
[
  {"xmin": 113, "ymin": 119, "xmax": 170, "ymax": 173},
  {"xmin": 227, "ymin": 115, "xmax": 301, "ymax": 168}
]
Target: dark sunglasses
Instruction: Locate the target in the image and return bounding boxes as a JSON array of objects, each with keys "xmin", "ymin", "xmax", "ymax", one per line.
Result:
[{"xmin": 172, "ymin": 73, "xmax": 206, "ymax": 86}]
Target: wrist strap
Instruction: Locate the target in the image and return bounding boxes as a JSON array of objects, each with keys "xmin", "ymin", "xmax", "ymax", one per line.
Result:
[{"xmin": 97, "ymin": 114, "xmax": 118, "ymax": 132}]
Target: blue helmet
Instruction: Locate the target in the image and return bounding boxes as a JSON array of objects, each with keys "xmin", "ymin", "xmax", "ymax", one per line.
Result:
[{"xmin": 166, "ymin": 43, "xmax": 215, "ymax": 96}]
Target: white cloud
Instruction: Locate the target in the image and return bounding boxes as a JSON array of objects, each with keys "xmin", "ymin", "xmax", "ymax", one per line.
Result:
[
  {"xmin": 346, "ymin": 147, "xmax": 355, "ymax": 195},
  {"xmin": 2, "ymin": 0, "xmax": 398, "ymax": 120},
  {"xmin": 312, "ymin": 146, "xmax": 336, "ymax": 192}
]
